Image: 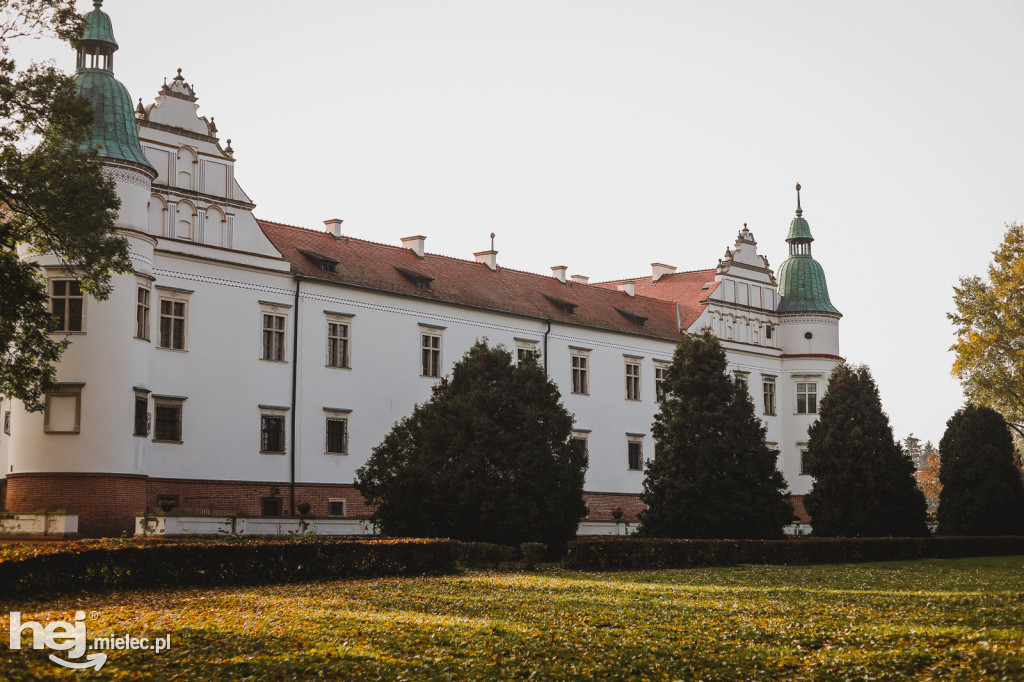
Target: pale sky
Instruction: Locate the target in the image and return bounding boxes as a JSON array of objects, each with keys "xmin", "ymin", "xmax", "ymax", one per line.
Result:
[{"xmin": 13, "ymin": 1, "xmax": 1024, "ymax": 445}]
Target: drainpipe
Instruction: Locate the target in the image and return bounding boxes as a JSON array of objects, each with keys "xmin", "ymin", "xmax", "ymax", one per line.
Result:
[
  {"xmin": 543, "ymin": 319, "xmax": 551, "ymax": 376},
  {"xmin": 290, "ymin": 276, "xmax": 302, "ymax": 515}
]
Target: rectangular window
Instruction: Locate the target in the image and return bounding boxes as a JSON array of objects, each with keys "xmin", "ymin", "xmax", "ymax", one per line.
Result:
[
  {"xmin": 516, "ymin": 340, "xmax": 539, "ymax": 365},
  {"xmin": 3, "ymin": 410, "xmax": 10, "ymax": 436},
  {"xmin": 44, "ymin": 384, "xmax": 83, "ymax": 434},
  {"xmin": 800, "ymin": 450, "xmax": 811, "ymax": 475},
  {"xmin": 796, "ymin": 382, "xmax": 818, "ymax": 414},
  {"xmin": 262, "ymin": 314, "xmax": 286, "ymax": 361},
  {"xmin": 627, "ymin": 438, "xmax": 644, "ymax": 471},
  {"xmin": 261, "ymin": 415, "xmax": 286, "ymax": 453},
  {"xmin": 326, "ymin": 417, "xmax": 349, "ymax": 454},
  {"xmin": 735, "ymin": 371, "xmax": 749, "ymax": 390},
  {"xmin": 421, "ymin": 330, "xmax": 442, "ymax": 377},
  {"xmin": 158, "ymin": 300, "xmax": 187, "ymax": 349},
  {"xmin": 261, "ymin": 498, "xmax": 282, "ymax": 516},
  {"xmin": 326, "ymin": 320, "xmax": 350, "ymax": 368},
  {"xmin": 136, "ymin": 286, "xmax": 150, "ymax": 340},
  {"xmin": 153, "ymin": 397, "xmax": 184, "ymax": 442},
  {"xmin": 133, "ymin": 394, "xmax": 150, "ymax": 437},
  {"xmin": 654, "ymin": 364, "xmax": 669, "ymax": 403},
  {"xmin": 328, "ymin": 499, "xmax": 347, "ymax": 517},
  {"xmin": 763, "ymin": 377, "xmax": 776, "ymax": 416},
  {"xmin": 51, "ymin": 279, "xmax": 84, "ymax": 332},
  {"xmin": 625, "ymin": 360, "xmax": 641, "ymax": 401},
  {"xmin": 571, "ymin": 350, "xmax": 589, "ymax": 395},
  {"xmin": 570, "ymin": 431, "xmax": 589, "ymax": 460}
]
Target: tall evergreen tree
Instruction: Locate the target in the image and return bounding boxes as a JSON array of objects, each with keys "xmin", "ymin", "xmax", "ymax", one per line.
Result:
[
  {"xmin": 937, "ymin": 404, "xmax": 1024, "ymax": 535},
  {"xmin": 639, "ymin": 329, "xmax": 791, "ymax": 539},
  {"xmin": 355, "ymin": 341, "xmax": 587, "ymax": 547},
  {"xmin": 804, "ymin": 364, "xmax": 928, "ymax": 537}
]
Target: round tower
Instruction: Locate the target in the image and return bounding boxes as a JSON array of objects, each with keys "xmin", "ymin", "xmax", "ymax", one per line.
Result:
[
  {"xmin": 6, "ymin": 1, "xmax": 157, "ymax": 535},
  {"xmin": 776, "ymin": 184, "xmax": 842, "ymax": 356}
]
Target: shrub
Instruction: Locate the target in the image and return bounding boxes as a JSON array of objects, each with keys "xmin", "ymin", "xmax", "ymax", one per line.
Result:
[
  {"xmin": 455, "ymin": 542, "xmax": 518, "ymax": 569},
  {"xmin": 297, "ymin": 501, "xmax": 312, "ymax": 515},
  {"xmin": 519, "ymin": 542, "xmax": 546, "ymax": 570}
]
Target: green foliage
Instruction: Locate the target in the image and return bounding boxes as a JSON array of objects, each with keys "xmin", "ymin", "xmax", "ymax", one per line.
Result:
[
  {"xmin": 640, "ymin": 329, "xmax": 791, "ymax": 539},
  {"xmin": 950, "ymin": 223, "xmax": 1024, "ymax": 447},
  {"xmin": 519, "ymin": 542, "xmax": 546, "ymax": 570},
  {"xmin": 0, "ymin": 537, "xmax": 460, "ymax": 598},
  {"xmin": 805, "ymin": 363, "xmax": 929, "ymax": 537},
  {"xmin": 0, "ymin": 1, "xmax": 128, "ymax": 410},
  {"xmin": 937, "ymin": 404, "xmax": 1024, "ymax": 535},
  {"xmin": 563, "ymin": 536, "xmax": 1024, "ymax": 570},
  {"xmin": 355, "ymin": 340, "xmax": 588, "ymax": 547}
]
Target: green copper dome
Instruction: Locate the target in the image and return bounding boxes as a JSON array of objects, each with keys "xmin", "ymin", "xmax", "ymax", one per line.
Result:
[
  {"xmin": 74, "ymin": 2, "xmax": 154, "ymax": 173},
  {"xmin": 776, "ymin": 183, "xmax": 840, "ymax": 315},
  {"xmin": 776, "ymin": 255, "xmax": 839, "ymax": 314},
  {"xmin": 80, "ymin": 1, "xmax": 117, "ymax": 47}
]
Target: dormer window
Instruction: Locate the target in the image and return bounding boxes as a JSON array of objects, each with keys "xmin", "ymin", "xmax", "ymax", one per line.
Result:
[
  {"xmin": 615, "ymin": 308, "xmax": 647, "ymax": 328},
  {"xmin": 395, "ymin": 267, "xmax": 433, "ymax": 291},
  {"xmin": 543, "ymin": 294, "xmax": 577, "ymax": 315},
  {"xmin": 299, "ymin": 249, "xmax": 338, "ymax": 274}
]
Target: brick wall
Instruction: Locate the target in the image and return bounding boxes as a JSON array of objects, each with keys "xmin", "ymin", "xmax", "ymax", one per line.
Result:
[
  {"xmin": 584, "ymin": 491, "xmax": 645, "ymax": 522},
  {"xmin": 5, "ymin": 472, "xmax": 147, "ymax": 537},
  {"xmin": 146, "ymin": 477, "xmax": 372, "ymax": 519}
]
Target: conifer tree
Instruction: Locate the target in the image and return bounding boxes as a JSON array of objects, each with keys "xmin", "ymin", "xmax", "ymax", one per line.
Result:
[
  {"xmin": 937, "ymin": 404, "xmax": 1024, "ymax": 535},
  {"xmin": 639, "ymin": 329, "xmax": 791, "ymax": 539},
  {"xmin": 804, "ymin": 364, "xmax": 928, "ymax": 537},
  {"xmin": 355, "ymin": 341, "xmax": 587, "ymax": 547}
]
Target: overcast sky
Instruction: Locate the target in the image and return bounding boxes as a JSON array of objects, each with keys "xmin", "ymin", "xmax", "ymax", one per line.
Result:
[{"xmin": 14, "ymin": 1, "xmax": 1024, "ymax": 445}]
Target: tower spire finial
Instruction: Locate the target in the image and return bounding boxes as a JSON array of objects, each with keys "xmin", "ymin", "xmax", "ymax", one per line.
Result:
[{"xmin": 795, "ymin": 182, "xmax": 803, "ymax": 217}]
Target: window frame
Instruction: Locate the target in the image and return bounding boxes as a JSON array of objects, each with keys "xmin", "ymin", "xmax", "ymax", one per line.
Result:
[
  {"xmin": 328, "ymin": 499, "xmax": 347, "ymax": 517},
  {"xmin": 800, "ymin": 448, "xmax": 811, "ymax": 476},
  {"xmin": 135, "ymin": 278, "xmax": 152, "ymax": 341},
  {"xmin": 654, "ymin": 362, "xmax": 669, "ymax": 403},
  {"xmin": 133, "ymin": 388, "xmax": 151, "ymax": 437},
  {"xmin": 627, "ymin": 435, "xmax": 644, "ymax": 471},
  {"xmin": 259, "ymin": 301, "xmax": 291, "ymax": 363},
  {"xmin": 152, "ymin": 395, "xmax": 186, "ymax": 443},
  {"xmin": 43, "ymin": 383, "xmax": 84, "ymax": 434},
  {"xmin": 420, "ymin": 325, "xmax": 444, "ymax": 378},
  {"xmin": 570, "ymin": 430, "xmax": 590, "ymax": 460},
  {"xmin": 624, "ymin": 357, "xmax": 641, "ymax": 401},
  {"xmin": 49, "ymin": 278, "xmax": 85, "ymax": 333},
  {"xmin": 325, "ymin": 312, "xmax": 353, "ymax": 369},
  {"xmin": 261, "ymin": 498, "xmax": 283, "ymax": 516},
  {"xmin": 796, "ymin": 381, "xmax": 818, "ymax": 414},
  {"xmin": 762, "ymin": 375, "xmax": 777, "ymax": 416},
  {"xmin": 156, "ymin": 287, "xmax": 192, "ymax": 351},
  {"xmin": 570, "ymin": 348, "xmax": 590, "ymax": 395},
  {"xmin": 515, "ymin": 338, "xmax": 540, "ymax": 365},
  {"xmin": 259, "ymin": 405, "xmax": 289, "ymax": 454},
  {"xmin": 324, "ymin": 407, "xmax": 352, "ymax": 455}
]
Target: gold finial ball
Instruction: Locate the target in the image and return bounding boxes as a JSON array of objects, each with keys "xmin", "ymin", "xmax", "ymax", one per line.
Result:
[
  {"xmin": 795, "ymin": 182, "xmax": 801, "ymax": 191},
  {"xmin": 490, "ymin": 232, "xmax": 495, "ymax": 239}
]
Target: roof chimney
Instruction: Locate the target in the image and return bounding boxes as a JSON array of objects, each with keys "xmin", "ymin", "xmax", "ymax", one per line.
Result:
[
  {"xmin": 474, "ymin": 232, "xmax": 498, "ymax": 271},
  {"xmin": 401, "ymin": 235, "xmax": 426, "ymax": 258},
  {"xmin": 551, "ymin": 265, "xmax": 567, "ymax": 283},
  {"xmin": 617, "ymin": 280, "xmax": 636, "ymax": 297},
  {"xmin": 570, "ymin": 274, "xmax": 589, "ymax": 285},
  {"xmin": 651, "ymin": 262, "xmax": 676, "ymax": 282},
  {"xmin": 324, "ymin": 218, "xmax": 343, "ymax": 238}
]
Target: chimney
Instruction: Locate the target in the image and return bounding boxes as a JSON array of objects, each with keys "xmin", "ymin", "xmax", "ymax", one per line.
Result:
[
  {"xmin": 617, "ymin": 280, "xmax": 636, "ymax": 297},
  {"xmin": 551, "ymin": 265, "xmax": 567, "ymax": 283},
  {"xmin": 570, "ymin": 274, "xmax": 589, "ymax": 285},
  {"xmin": 401, "ymin": 235, "xmax": 426, "ymax": 258},
  {"xmin": 324, "ymin": 218, "xmax": 343, "ymax": 238},
  {"xmin": 651, "ymin": 262, "xmax": 676, "ymax": 282},
  {"xmin": 474, "ymin": 231, "xmax": 498, "ymax": 271}
]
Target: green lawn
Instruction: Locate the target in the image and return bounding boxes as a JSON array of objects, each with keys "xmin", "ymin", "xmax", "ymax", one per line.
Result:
[{"xmin": 3, "ymin": 556, "xmax": 1023, "ymax": 679}]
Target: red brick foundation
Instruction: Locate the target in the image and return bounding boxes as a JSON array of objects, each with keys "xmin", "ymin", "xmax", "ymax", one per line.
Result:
[
  {"xmin": 145, "ymin": 478, "xmax": 372, "ymax": 519},
  {"xmin": 584, "ymin": 491, "xmax": 645, "ymax": 522},
  {"xmin": 5, "ymin": 472, "xmax": 148, "ymax": 537}
]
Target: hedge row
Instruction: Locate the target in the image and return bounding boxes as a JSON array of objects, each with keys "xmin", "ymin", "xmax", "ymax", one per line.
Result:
[
  {"xmin": 563, "ymin": 536, "xmax": 1024, "ymax": 570},
  {"xmin": 0, "ymin": 538, "xmax": 460, "ymax": 598}
]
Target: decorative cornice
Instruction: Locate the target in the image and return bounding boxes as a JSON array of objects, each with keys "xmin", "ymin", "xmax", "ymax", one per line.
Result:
[{"xmin": 152, "ymin": 185, "xmax": 255, "ymax": 212}]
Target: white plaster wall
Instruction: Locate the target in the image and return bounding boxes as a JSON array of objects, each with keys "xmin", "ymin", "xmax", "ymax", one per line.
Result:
[{"xmin": 778, "ymin": 314, "xmax": 840, "ymax": 357}]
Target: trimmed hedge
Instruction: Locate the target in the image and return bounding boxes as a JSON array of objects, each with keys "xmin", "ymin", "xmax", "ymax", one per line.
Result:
[
  {"xmin": 0, "ymin": 537, "xmax": 459, "ymax": 598},
  {"xmin": 455, "ymin": 542, "xmax": 519, "ymax": 569},
  {"xmin": 564, "ymin": 536, "xmax": 1024, "ymax": 570}
]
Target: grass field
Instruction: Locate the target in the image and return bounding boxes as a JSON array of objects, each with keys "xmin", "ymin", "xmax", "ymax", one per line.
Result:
[{"xmin": 2, "ymin": 556, "xmax": 1022, "ymax": 680}]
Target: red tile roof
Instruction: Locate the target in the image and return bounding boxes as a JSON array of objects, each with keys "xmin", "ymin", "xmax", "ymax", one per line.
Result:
[
  {"xmin": 258, "ymin": 220, "xmax": 687, "ymax": 341},
  {"xmin": 594, "ymin": 270, "xmax": 719, "ymax": 331}
]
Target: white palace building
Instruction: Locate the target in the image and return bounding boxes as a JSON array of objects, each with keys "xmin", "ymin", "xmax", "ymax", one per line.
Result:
[{"xmin": 0, "ymin": 3, "xmax": 842, "ymax": 536}]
